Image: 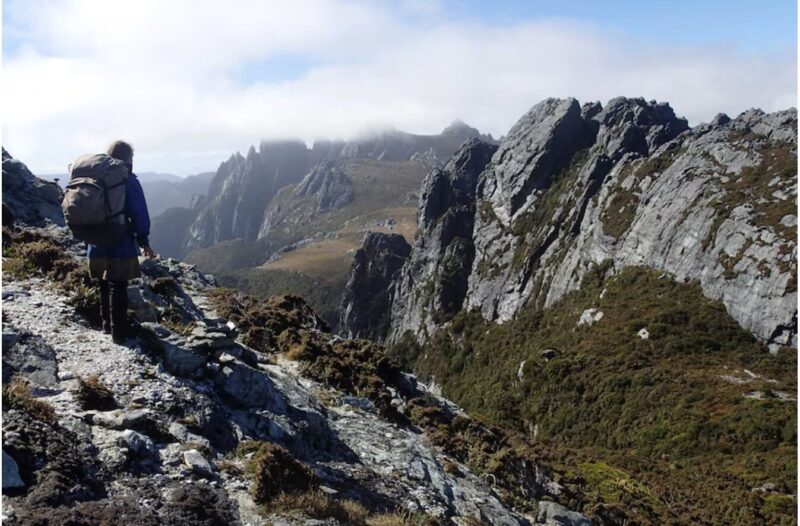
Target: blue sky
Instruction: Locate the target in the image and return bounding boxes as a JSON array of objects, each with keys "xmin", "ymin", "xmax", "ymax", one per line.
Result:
[
  {"xmin": 450, "ymin": 0, "xmax": 796, "ymax": 50},
  {"xmin": 3, "ymin": 0, "xmax": 797, "ymax": 175},
  {"xmin": 230, "ymin": 1, "xmax": 798, "ymax": 85}
]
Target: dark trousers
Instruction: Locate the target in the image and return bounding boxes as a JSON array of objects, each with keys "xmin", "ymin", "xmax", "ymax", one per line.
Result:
[{"xmin": 99, "ymin": 279, "xmax": 128, "ymax": 337}]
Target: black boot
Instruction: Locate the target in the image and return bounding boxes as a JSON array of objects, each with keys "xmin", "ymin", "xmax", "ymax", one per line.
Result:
[
  {"xmin": 109, "ymin": 280, "xmax": 130, "ymax": 344},
  {"xmin": 99, "ymin": 280, "xmax": 112, "ymax": 334}
]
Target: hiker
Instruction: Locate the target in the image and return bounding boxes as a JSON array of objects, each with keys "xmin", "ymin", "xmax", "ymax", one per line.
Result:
[{"xmin": 86, "ymin": 141, "xmax": 156, "ymax": 343}]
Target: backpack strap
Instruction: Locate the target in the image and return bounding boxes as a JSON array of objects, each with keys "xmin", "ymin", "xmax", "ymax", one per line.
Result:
[{"xmin": 98, "ymin": 178, "xmax": 113, "ymax": 217}]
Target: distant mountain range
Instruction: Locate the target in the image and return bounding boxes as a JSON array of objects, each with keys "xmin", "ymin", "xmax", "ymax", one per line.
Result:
[
  {"xmin": 139, "ymin": 172, "xmax": 215, "ymax": 217},
  {"xmin": 148, "ymin": 121, "xmax": 494, "ymax": 325}
]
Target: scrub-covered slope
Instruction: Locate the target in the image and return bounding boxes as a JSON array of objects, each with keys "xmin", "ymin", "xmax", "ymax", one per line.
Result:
[{"xmin": 395, "ymin": 264, "xmax": 796, "ymax": 525}]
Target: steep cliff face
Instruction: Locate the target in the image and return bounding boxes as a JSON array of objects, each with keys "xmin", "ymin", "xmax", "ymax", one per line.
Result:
[
  {"xmin": 185, "ymin": 141, "xmax": 313, "ymax": 251},
  {"xmin": 339, "ymin": 232, "xmax": 411, "ymax": 341},
  {"xmin": 387, "ymin": 97, "xmax": 797, "ymax": 349},
  {"xmin": 2, "ymin": 148, "xmax": 64, "ymax": 228},
  {"xmin": 387, "ymin": 139, "xmax": 498, "ymax": 342}
]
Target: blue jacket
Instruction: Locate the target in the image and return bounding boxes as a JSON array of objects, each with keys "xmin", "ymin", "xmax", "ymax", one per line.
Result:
[{"xmin": 87, "ymin": 173, "xmax": 150, "ymax": 260}]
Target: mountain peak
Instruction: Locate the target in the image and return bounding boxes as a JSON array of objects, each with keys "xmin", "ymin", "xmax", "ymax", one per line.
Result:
[{"xmin": 440, "ymin": 119, "xmax": 478, "ymax": 137}]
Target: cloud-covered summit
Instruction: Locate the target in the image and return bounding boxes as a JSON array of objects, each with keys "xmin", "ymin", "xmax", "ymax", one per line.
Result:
[{"xmin": 3, "ymin": 0, "xmax": 796, "ymax": 175}]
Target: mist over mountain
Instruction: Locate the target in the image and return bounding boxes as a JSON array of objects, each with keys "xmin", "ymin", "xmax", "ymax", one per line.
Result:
[{"xmin": 141, "ymin": 172, "xmax": 215, "ymax": 217}]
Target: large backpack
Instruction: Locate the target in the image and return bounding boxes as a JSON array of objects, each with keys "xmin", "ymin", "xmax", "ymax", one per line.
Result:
[{"xmin": 62, "ymin": 154, "xmax": 129, "ymax": 247}]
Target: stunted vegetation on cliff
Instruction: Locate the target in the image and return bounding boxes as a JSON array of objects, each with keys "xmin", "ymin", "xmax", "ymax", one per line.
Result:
[{"xmin": 397, "ymin": 266, "xmax": 796, "ymax": 525}]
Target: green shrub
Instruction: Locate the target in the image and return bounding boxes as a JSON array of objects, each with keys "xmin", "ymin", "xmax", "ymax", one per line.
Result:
[{"xmin": 412, "ymin": 266, "xmax": 796, "ymax": 524}]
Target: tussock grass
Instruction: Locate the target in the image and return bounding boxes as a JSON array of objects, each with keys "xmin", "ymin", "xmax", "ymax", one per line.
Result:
[
  {"xmin": 75, "ymin": 375, "xmax": 117, "ymax": 410},
  {"xmin": 150, "ymin": 276, "xmax": 178, "ymax": 297},
  {"xmin": 2, "ymin": 376, "xmax": 58, "ymax": 426},
  {"xmin": 3, "ymin": 227, "xmax": 100, "ymax": 325},
  {"xmin": 245, "ymin": 442, "xmax": 317, "ymax": 504},
  {"xmin": 267, "ymin": 490, "xmax": 437, "ymax": 525}
]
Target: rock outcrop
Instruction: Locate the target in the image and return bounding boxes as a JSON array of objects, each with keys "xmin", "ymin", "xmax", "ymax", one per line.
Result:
[
  {"xmin": 294, "ymin": 160, "xmax": 354, "ymax": 213},
  {"xmin": 257, "ymin": 160, "xmax": 353, "ymax": 239},
  {"xmin": 383, "ymin": 97, "xmax": 796, "ymax": 349},
  {"xmin": 340, "ymin": 232, "xmax": 411, "ymax": 341},
  {"xmin": 387, "ymin": 139, "xmax": 498, "ymax": 342},
  {"xmin": 2, "ymin": 148, "xmax": 64, "ymax": 228}
]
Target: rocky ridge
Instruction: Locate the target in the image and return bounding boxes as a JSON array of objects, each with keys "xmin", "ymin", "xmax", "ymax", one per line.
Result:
[
  {"xmin": 2, "ymin": 148, "xmax": 64, "ymax": 228},
  {"xmin": 178, "ymin": 123, "xmax": 492, "ymax": 259},
  {"xmin": 186, "ymin": 141, "xmax": 313, "ymax": 251},
  {"xmin": 258, "ymin": 160, "xmax": 354, "ymax": 240},
  {"xmin": 1, "ymin": 155, "xmax": 590, "ymax": 525},
  {"xmin": 369, "ymin": 97, "xmax": 796, "ymax": 349}
]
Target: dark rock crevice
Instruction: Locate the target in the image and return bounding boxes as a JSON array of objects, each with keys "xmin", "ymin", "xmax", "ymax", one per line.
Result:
[
  {"xmin": 339, "ymin": 232, "xmax": 411, "ymax": 341},
  {"xmin": 569, "ymin": 154, "xmax": 613, "ymax": 237}
]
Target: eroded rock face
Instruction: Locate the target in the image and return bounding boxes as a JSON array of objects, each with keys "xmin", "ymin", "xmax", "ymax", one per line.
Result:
[
  {"xmin": 293, "ymin": 160, "xmax": 353, "ymax": 213},
  {"xmin": 387, "ymin": 98, "xmax": 796, "ymax": 348},
  {"xmin": 340, "ymin": 232, "xmax": 411, "ymax": 341},
  {"xmin": 258, "ymin": 160, "xmax": 353, "ymax": 239},
  {"xmin": 2, "ymin": 149, "xmax": 64, "ymax": 228},
  {"xmin": 388, "ymin": 139, "xmax": 498, "ymax": 342},
  {"xmin": 186, "ymin": 141, "xmax": 312, "ymax": 250}
]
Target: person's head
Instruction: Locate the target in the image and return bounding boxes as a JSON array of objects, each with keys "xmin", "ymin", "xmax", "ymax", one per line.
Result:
[{"xmin": 107, "ymin": 140, "xmax": 134, "ymax": 166}]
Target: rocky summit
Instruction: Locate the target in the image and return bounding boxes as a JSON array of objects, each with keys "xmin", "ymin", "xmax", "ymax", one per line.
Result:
[
  {"xmin": 345, "ymin": 97, "xmax": 797, "ymax": 352},
  {"xmin": 1, "ymin": 148, "xmax": 64, "ymax": 228},
  {"xmin": 1, "ymin": 154, "xmax": 591, "ymax": 525}
]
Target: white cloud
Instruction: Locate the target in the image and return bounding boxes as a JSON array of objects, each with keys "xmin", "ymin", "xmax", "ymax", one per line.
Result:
[{"xmin": 2, "ymin": 0, "xmax": 796, "ymax": 175}]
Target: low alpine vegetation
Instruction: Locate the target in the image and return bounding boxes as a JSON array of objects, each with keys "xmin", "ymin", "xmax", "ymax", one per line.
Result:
[
  {"xmin": 208, "ymin": 289, "xmax": 328, "ymax": 354},
  {"xmin": 75, "ymin": 375, "xmax": 117, "ymax": 411},
  {"xmin": 244, "ymin": 441, "xmax": 318, "ymax": 504},
  {"xmin": 399, "ymin": 265, "xmax": 796, "ymax": 525},
  {"xmin": 2, "ymin": 376, "xmax": 58, "ymax": 426},
  {"xmin": 3, "ymin": 227, "xmax": 100, "ymax": 325}
]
